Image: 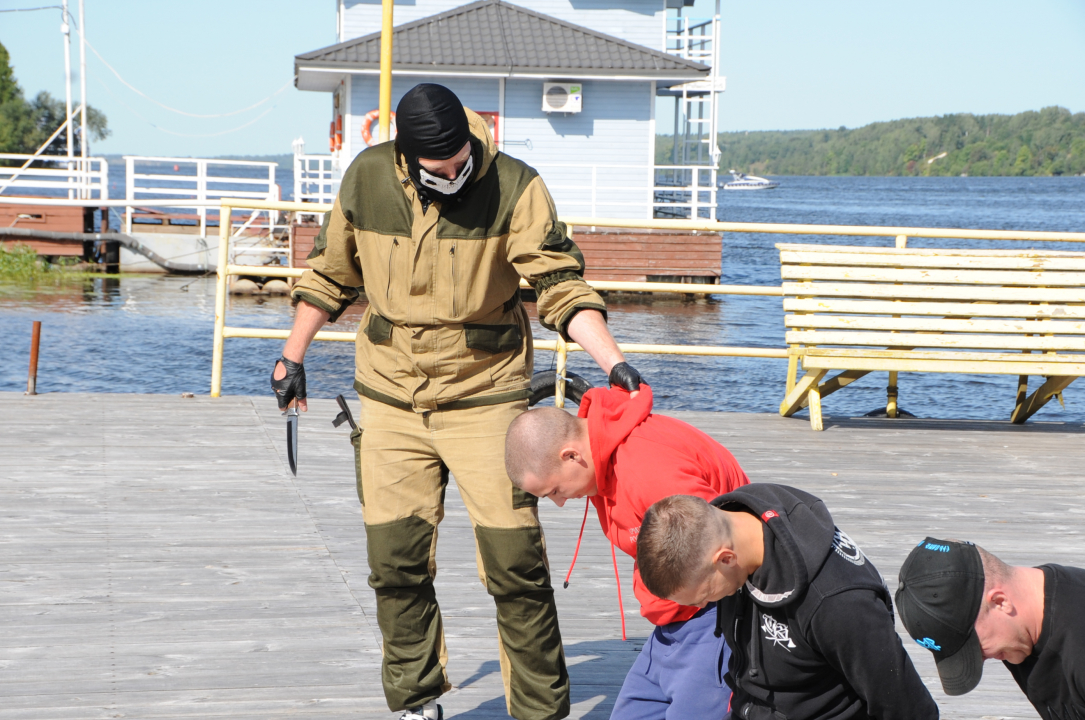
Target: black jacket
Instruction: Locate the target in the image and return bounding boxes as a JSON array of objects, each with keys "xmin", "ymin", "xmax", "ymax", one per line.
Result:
[{"xmin": 711, "ymin": 485, "xmax": 938, "ymax": 720}]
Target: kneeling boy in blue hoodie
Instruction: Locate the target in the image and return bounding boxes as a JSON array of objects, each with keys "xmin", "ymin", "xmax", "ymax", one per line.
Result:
[{"xmin": 637, "ymin": 486, "xmax": 938, "ymax": 720}]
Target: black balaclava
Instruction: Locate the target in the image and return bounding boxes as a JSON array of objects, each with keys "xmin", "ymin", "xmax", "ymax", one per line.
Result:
[{"xmin": 395, "ymin": 83, "xmax": 478, "ymax": 203}]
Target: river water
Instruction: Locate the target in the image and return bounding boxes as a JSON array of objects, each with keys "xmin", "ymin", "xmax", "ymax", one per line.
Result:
[{"xmin": 3, "ymin": 176, "xmax": 1085, "ymax": 422}]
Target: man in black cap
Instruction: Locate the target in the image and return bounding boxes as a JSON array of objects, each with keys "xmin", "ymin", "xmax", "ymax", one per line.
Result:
[
  {"xmin": 271, "ymin": 83, "xmax": 640, "ymax": 720},
  {"xmin": 897, "ymin": 537, "xmax": 1085, "ymax": 717}
]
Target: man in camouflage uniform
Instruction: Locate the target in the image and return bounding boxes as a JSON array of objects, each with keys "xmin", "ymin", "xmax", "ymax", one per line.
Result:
[{"xmin": 271, "ymin": 84, "xmax": 641, "ymax": 720}]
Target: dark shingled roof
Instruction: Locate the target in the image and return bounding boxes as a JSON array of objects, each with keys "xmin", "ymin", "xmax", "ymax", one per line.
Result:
[{"xmin": 295, "ymin": 0, "xmax": 709, "ymax": 80}]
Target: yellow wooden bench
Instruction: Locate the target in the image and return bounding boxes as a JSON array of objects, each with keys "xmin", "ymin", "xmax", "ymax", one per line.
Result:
[{"xmin": 777, "ymin": 242, "xmax": 1085, "ymax": 430}]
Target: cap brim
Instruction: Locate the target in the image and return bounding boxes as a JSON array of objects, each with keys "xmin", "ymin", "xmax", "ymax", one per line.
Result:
[{"xmin": 934, "ymin": 630, "xmax": 984, "ymax": 696}]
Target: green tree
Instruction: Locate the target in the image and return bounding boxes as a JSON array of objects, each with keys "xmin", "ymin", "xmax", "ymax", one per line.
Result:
[
  {"xmin": 658, "ymin": 107, "xmax": 1085, "ymax": 177},
  {"xmin": 1012, "ymin": 145, "xmax": 1033, "ymax": 175},
  {"xmin": 0, "ymin": 41, "xmax": 109, "ymax": 157},
  {"xmin": 0, "ymin": 42, "xmax": 18, "ymax": 105}
]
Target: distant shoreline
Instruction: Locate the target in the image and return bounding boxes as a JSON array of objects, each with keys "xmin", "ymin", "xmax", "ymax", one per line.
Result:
[{"xmin": 658, "ymin": 106, "xmax": 1085, "ymax": 178}]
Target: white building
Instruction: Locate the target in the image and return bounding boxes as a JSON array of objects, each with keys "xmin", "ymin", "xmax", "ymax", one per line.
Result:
[{"xmin": 294, "ymin": 0, "xmax": 724, "ymax": 219}]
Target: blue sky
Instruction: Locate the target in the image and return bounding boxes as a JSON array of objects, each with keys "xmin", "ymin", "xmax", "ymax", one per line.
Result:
[{"xmin": 1, "ymin": 0, "xmax": 1083, "ymax": 157}]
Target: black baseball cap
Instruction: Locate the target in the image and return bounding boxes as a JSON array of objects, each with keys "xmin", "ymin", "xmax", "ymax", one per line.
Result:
[{"xmin": 895, "ymin": 537, "xmax": 986, "ymax": 696}]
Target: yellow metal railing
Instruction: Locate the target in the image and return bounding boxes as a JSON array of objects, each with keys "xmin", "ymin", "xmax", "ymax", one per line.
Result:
[{"xmin": 210, "ymin": 198, "xmax": 1085, "ymax": 400}]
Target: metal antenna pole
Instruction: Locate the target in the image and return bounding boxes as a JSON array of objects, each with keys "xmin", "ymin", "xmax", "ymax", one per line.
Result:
[
  {"xmin": 61, "ymin": 0, "xmax": 74, "ymax": 199},
  {"xmin": 78, "ymin": 0, "xmax": 88, "ymax": 199}
]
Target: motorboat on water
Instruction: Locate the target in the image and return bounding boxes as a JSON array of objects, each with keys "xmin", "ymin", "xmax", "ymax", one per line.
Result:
[{"xmin": 720, "ymin": 170, "xmax": 779, "ymax": 190}]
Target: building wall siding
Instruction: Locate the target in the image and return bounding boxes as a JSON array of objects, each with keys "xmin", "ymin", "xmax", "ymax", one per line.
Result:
[
  {"xmin": 503, "ymin": 79, "xmax": 653, "ymax": 219},
  {"xmin": 342, "ymin": 0, "xmax": 665, "ymax": 51},
  {"xmin": 346, "ymin": 75, "xmax": 500, "ymax": 161},
  {"xmin": 347, "ymin": 75, "xmax": 652, "ymax": 219}
]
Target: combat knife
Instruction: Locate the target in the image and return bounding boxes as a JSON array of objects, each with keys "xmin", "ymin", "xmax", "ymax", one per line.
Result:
[{"xmin": 285, "ymin": 398, "xmax": 299, "ymax": 476}]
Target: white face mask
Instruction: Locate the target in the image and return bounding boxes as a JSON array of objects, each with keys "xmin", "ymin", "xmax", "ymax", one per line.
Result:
[{"xmin": 417, "ymin": 153, "xmax": 474, "ymax": 196}]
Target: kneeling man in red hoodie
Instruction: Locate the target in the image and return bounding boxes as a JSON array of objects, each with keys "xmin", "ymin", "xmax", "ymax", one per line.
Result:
[{"xmin": 505, "ymin": 384, "xmax": 748, "ymax": 719}]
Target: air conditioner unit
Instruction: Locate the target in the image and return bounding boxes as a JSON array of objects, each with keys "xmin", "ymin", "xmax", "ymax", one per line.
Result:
[{"xmin": 542, "ymin": 83, "xmax": 582, "ymax": 113}]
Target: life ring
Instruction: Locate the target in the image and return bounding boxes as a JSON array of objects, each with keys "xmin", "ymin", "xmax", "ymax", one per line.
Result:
[
  {"xmin": 361, "ymin": 109, "xmax": 397, "ymax": 146},
  {"xmin": 528, "ymin": 370, "xmax": 594, "ymax": 407}
]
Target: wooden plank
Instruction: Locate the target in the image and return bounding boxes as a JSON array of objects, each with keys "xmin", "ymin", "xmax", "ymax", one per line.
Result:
[
  {"xmin": 802, "ymin": 369, "xmax": 871, "ymax": 409},
  {"xmin": 779, "ymin": 369, "xmax": 827, "ymax": 417},
  {"xmin": 781, "ymin": 250, "xmax": 1085, "ymax": 270},
  {"xmin": 581, "ymin": 252, "xmax": 724, "ymax": 262},
  {"xmin": 291, "ymin": 224, "xmax": 320, "ymax": 270},
  {"xmin": 781, "ymin": 282, "xmax": 1085, "ymax": 303},
  {"xmin": 783, "ymin": 298, "xmax": 1085, "ymax": 319},
  {"xmin": 2, "ymin": 393, "xmax": 1066, "ymax": 719},
  {"xmin": 801, "ymin": 353, "xmax": 1085, "ymax": 376},
  {"xmin": 576, "ymin": 237, "xmax": 722, "ymax": 247},
  {"xmin": 803, "ymin": 347, "xmax": 1085, "ymax": 363},
  {"xmin": 0, "ymin": 393, "xmax": 648, "ymax": 720},
  {"xmin": 808, "ymin": 383, "xmax": 824, "ymax": 431},
  {"xmin": 0, "ymin": 201, "xmax": 89, "ymax": 255},
  {"xmin": 777, "ymin": 242, "xmax": 1085, "ymax": 258},
  {"xmin": 785, "ymin": 330, "xmax": 1085, "ymax": 351},
  {"xmin": 781, "ymin": 265, "xmax": 1085, "ymax": 287},
  {"xmin": 1011, "ymin": 376, "xmax": 1077, "ymax": 424},
  {"xmin": 785, "ymin": 315, "xmax": 1085, "ymax": 335},
  {"xmin": 0, "ymin": 239, "xmax": 85, "ymax": 256},
  {"xmin": 581, "ymin": 256, "xmax": 723, "ymax": 266}
]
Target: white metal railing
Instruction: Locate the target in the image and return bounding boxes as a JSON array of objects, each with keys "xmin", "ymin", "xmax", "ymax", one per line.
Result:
[
  {"xmin": 280, "ymin": 156, "xmax": 715, "ymax": 221},
  {"xmin": 667, "ymin": 16, "xmax": 715, "ymax": 62},
  {"xmin": 534, "ymin": 163, "xmax": 718, "ymax": 220},
  {"xmin": 124, "ymin": 156, "xmax": 281, "ymax": 238},
  {"xmin": 293, "ymin": 153, "xmax": 340, "ymax": 214},
  {"xmin": 664, "ymin": 11, "xmax": 723, "ymax": 177},
  {"xmin": 654, "ymin": 164, "xmax": 717, "ymax": 220},
  {"xmin": 0, "ymin": 154, "xmax": 109, "ymax": 200}
]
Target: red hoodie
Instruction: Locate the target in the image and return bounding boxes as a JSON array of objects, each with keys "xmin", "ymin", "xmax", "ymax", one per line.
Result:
[{"xmin": 578, "ymin": 384, "xmax": 749, "ymax": 626}]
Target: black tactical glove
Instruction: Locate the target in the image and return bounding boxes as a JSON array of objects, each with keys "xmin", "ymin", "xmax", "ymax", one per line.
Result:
[
  {"xmin": 271, "ymin": 356, "xmax": 306, "ymax": 410},
  {"xmin": 608, "ymin": 362, "xmax": 642, "ymax": 393}
]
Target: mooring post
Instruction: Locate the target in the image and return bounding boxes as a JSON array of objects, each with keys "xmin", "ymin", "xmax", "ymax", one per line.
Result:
[{"xmin": 26, "ymin": 320, "xmax": 41, "ymax": 396}]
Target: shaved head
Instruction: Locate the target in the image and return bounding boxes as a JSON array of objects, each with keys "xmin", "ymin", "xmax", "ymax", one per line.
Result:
[
  {"xmin": 505, "ymin": 407, "xmax": 583, "ymax": 487},
  {"xmin": 638, "ymin": 495, "xmax": 732, "ymax": 600}
]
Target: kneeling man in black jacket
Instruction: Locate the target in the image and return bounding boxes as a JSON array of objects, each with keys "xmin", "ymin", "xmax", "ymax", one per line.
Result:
[{"xmin": 638, "ymin": 484, "xmax": 938, "ymax": 720}]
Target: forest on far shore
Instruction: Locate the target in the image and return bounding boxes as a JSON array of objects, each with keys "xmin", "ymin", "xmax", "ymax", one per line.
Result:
[{"xmin": 656, "ymin": 106, "xmax": 1085, "ymax": 177}]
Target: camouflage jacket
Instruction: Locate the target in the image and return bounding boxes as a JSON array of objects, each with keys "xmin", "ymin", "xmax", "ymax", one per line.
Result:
[{"xmin": 291, "ymin": 109, "xmax": 606, "ymax": 412}]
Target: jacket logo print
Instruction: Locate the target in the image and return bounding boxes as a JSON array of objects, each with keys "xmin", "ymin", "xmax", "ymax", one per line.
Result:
[
  {"xmin": 761, "ymin": 614, "xmax": 796, "ymax": 651},
  {"xmin": 832, "ymin": 529, "xmax": 866, "ymax": 566}
]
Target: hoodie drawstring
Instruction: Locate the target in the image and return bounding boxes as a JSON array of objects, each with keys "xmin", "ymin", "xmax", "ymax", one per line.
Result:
[
  {"xmin": 714, "ymin": 598, "xmax": 725, "ymax": 637},
  {"xmin": 563, "ymin": 499, "xmax": 590, "ymax": 589},
  {"xmin": 748, "ymin": 603, "xmax": 762, "ymax": 680},
  {"xmin": 562, "ymin": 498, "xmax": 626, "ymax": 642},
  {"xmin": 611, "ymin": 541, "xmax": 627, "ymax": 641}
]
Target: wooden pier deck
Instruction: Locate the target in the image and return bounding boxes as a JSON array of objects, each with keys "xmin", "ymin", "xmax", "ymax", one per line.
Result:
[{"xmin": 4, "ymin": 392, "xmax": 1082, "ymax": 719}]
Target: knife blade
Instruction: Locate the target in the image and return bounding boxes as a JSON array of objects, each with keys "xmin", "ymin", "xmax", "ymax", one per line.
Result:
[{"xmin": 285, "ymin": 399, "xmax": 299, "ymax": 476}]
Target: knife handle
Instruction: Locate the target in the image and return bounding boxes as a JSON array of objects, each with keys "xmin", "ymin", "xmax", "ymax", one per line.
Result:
[{"xmin": 334, "ymin": 394, "xmax": 358, "ymax": 430}]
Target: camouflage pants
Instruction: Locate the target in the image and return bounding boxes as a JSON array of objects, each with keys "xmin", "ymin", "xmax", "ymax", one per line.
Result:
[{"xmin": 352, "ymin": 395, "xmax": 569, "ymax": 720}]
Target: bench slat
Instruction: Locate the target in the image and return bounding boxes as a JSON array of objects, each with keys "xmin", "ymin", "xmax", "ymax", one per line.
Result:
[
  {"xmin": 785, "ymin": 315, "xmax": 1085, "ymax": 335},
  {"xmin": 805, "ymin": 347, "xmax": 1085, "ymax": 362},
  {"xmin": 783, "ymin": 298, "xmax": 1085, "ymax": 319},
  {"xmin": 786, "ymin": 330, "xmax": 1085, "ymax": 351},
  {"xmin": 780, "ymin": 250, "xmax": 1085, "ymax": 271},
  {"xmin": 781, "ymin": 265, "xmax": 1085, "ymax": 287},
  {"xmin": 776, "ymin": 243, "xmax": 1085, "ymax": 258},
  {"xmin": 781, "ymin": 282, "xmax": 1085, "ymax": 303},
  {"xmin": 801, "ymin": 353, "xmax": 1085, "ymax": 376}
]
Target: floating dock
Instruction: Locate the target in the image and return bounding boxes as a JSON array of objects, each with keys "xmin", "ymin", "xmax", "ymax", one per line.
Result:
[{"xmin": 3, "ymin": 392, "xmax": 1073, "ymax": 718}]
